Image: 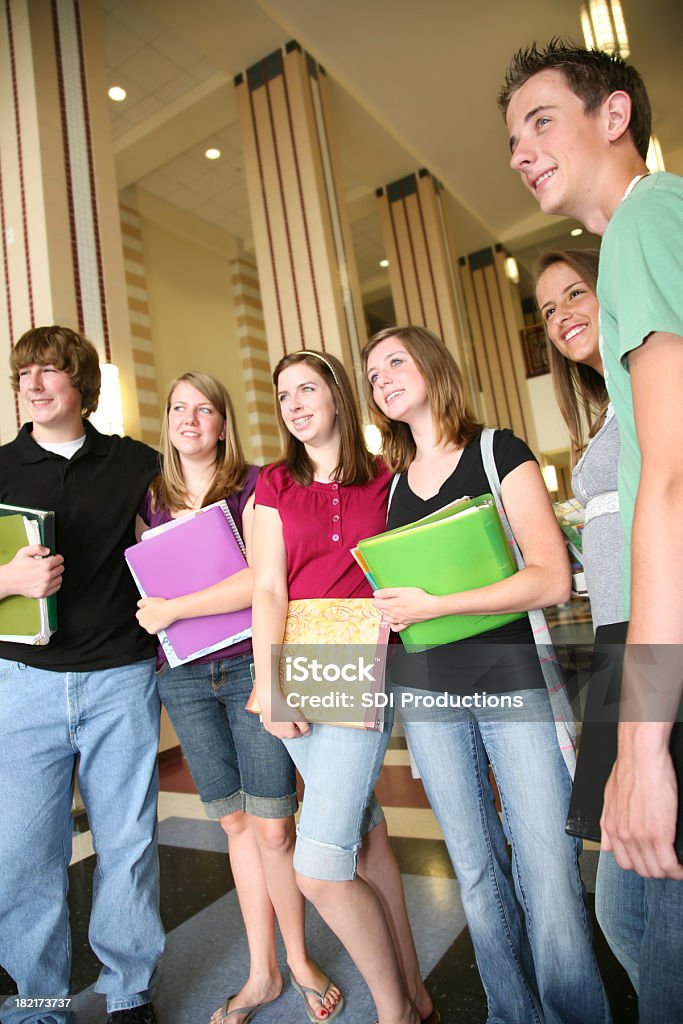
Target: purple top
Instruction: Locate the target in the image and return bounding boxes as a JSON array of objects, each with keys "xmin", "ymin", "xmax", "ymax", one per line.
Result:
[{"xmin": 141, "ymin": 464, "xmax": 260, "ymax": 665}]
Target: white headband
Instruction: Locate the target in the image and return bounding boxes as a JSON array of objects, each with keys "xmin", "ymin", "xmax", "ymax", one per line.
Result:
[{"xmin": 297, "ymin": 350, "xmax": 341, "ymax": 389}]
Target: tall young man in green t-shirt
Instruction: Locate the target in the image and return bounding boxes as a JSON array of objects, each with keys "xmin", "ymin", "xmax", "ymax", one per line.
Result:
[{"xmin": 499, "ymin": 42, "xmax": 683, "ymax": 1022}]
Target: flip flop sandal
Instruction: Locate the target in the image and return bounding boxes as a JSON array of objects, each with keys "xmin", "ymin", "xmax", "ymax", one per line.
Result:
[
  {"xmin": 211, "ymin": 994, "xmax": 270, "ymax": 1024},
  {"xmin": 290, "ymin": 972, "xmax": 345, "ymax": 1022}
]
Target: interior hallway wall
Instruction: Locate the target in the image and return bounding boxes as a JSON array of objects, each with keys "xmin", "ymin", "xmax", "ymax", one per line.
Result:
[{"xmin": 135, "ymin": 191, "xmax": 256, "ymax": 461}]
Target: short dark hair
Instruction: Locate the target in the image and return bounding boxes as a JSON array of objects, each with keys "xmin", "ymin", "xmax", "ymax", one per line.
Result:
[
  {"xmin": 10, "ymin": 325, "xmax": 101, "ymax": 415},
  {"xmin": 498, "ymin": 40, "xmax": 651, "ymax": 161}
]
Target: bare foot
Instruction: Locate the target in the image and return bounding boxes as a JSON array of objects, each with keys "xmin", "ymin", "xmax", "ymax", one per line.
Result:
[
  {"xmin": 287, "ymin": 958, "xmax": 343, "ymax": 1020},
  {"xmin": 209, "ymin": 973, "xmax": 283, "ymax": 1024}
]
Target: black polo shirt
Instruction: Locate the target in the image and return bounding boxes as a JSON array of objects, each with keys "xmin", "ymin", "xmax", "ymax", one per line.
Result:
[{"xmin": 0, "ymin": 420, "xmax": 160, "ymax": 671}]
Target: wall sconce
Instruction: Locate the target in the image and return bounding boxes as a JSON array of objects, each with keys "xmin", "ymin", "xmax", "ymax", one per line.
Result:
[
  {"xmin": 91, "ymin": 362, "xmax": 124, "ymax": 436},
  {"xmin": 646, "ymin": 135, "xmax": 666, "ymax": 173},
  {"xmin": 541, "ymin": 464, "xmax": 559, "ymax": 494},
  {"xmin": 580, "ymin": 0, "xmax": 630, "ymax": 57},
  {"xmin": 504, "ymin": 257, "xmax": 519, "ymax": 285}
]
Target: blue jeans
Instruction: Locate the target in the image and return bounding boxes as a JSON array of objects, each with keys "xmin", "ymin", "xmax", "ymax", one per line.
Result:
[
  {"xmin": 0, "ymin": 659, "xmax": 164, "ymax": 1024},
  {"xmin": 156, "ymin": 654, "xmax": 297, "ymax": 819},
  {"xmin": 397, "ymin": 686, "xmax": 611, "ymax": 1024},
  {"xmin": 283, "ymin": 711, "xmax": 392, "ymax": 881},
  {"xmin": 596, "ymin": 850, "xmax": 683, "ymax": 1021}
]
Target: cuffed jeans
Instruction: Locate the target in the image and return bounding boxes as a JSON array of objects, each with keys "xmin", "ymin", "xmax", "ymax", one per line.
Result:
[
  {"xmin": 0, "ymin": 659, "xmax": 164, "ymax": 1024},
  {"xmin": 397, "ymin": 686, "xmax": 611, "ymax": 1024},
  {"xmin": 596, "ymin": 850, "xmax": 683, "ymax": 1021}
]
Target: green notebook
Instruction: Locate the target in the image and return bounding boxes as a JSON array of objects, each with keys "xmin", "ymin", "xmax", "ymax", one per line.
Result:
[
  {"xmin": 354, "ymin": 494, "xmax": 524, "ymax": 651},
  {"xmin": 0, "ymin": 504, "xmax": 57, "ymax": 644}
]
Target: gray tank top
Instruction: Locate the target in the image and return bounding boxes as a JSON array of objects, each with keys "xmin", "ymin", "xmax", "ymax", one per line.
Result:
[{"xmin": 571, "ymin": 408, "xmax": 624, "ymax": 629}]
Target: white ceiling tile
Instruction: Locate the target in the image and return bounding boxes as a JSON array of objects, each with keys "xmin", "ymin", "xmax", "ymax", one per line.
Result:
[
  {"xmin": 186, "ymin": 57, "xmax": 220, "ymax": 82},
  {"xmin": 123, "ymin": 94, "xmax": 166, "ymax": 127},
  {"xmin": 109, "ymin": 0, "xmax": 166, "ymax": 42},
  {"xmin": 163, "ymin": 154, "xmax": 207, "ymax": 184},
  {"xmin": 102, "ymin": 15, "xmax": 145, "ymax": 69},
  {"xmin": 118, "ymin": 49, "xmax": 180, "ymax": 92},
  {"xmin": 153, "ymin": 30, "xmax": 209, "ymax": 69},
  {"xmin": 165, "ymin": 187, "xmax": 207, "ymax": 212},
  {"xmin": 154, "ymin": 71, "xmax": 197, "ymax": 104},
  {"xmin": 193, "ymin": 200, "xmax": 228, "ymax": 223},
  {"xmin": 192, "ymin": 170, "xmax": 231, "ymax": 198}
]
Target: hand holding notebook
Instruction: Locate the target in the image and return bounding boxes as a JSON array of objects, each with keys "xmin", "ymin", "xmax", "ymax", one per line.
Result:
[
  {"xmin": 125, "ymin": 499, "xmax": 252, "ymax": 666},
  {"xmin": 0, "ymin": 504, "xmax": 59, "ymax": 644},
  {"xmin": 354, "ymin": 493, "xmax": 523, "ymax": 651}
]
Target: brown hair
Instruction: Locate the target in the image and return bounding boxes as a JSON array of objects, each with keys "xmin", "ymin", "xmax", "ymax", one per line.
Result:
[
  {"xmin": 533, "ymin": 249, "xmax": 608, "ymax": 464},
  {"xmin": 498, "ymin": 40, "xmax": 651, "ymax": 161},
  {"xmin": 150, "ymin": 371, "xmax": 248, "ymax": 513},
  {"xmin": 10, "ymin": 325, "xmax": 101, "ymax": 416},
  {"xmin": 273, "ymin": 350, "xmax": 378, "ymax": 487},
  {"xmin": 361, "ymin": 325, "xmax": 482, "ymax": 473}
]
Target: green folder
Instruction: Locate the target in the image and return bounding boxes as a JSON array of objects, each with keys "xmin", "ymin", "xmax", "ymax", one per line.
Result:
[
  {"xmin": 0, "ymin": 504, "xmax": 57, "ymax": 644},
  {"xmin": 354, "ymin": 494, "xmax": 524, "ymax": 651}
]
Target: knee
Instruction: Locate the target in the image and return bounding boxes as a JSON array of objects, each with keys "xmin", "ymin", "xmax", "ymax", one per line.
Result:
[
  {"xmin": 294, "ymin": 870, "xmax": 337, "ymax": 905},
  {"xmin": 219, "ymin": 809, "xmax": 250, "ymax": 839},
  {"xmin": 252, "ymin": 815, "xmax": 296, "ymax": 855}
]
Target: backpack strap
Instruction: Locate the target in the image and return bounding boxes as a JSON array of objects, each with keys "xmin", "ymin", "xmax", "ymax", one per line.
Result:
[
  {"xmin": 386, "ymin": 473, "xmax": 401, "ymax": 526},
  {"xmin": 479, "ymin": 428, "xmax": 577, "ymax": 775}
]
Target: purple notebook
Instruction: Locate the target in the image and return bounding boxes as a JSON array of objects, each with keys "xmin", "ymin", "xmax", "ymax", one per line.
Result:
[{"xmin": 125, "ymin": 501, "xmax": 252, "ymax": 667}]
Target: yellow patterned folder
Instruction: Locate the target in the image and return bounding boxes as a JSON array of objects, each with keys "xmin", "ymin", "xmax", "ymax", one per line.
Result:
[{"xmin": 246, "ymin": 598, "xmax": 390, "ymax": 730}]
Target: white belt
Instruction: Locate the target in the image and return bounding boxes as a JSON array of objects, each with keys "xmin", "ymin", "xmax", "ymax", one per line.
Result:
[{"xmin": 584, "ymin": 490, "xmax": 619, "ymax": 524}]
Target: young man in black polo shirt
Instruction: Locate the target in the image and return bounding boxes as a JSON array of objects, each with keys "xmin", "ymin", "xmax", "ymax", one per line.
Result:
[{"xmin": 0, "ymin": 326, "xmax": 164, "ymax": 1024}]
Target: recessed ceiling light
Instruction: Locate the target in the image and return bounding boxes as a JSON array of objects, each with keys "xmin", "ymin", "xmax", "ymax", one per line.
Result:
[
  {"xmin": 108, "ymin": 86, "xmax": 127, "ymax": 102},
  {"xmin": 205, "ymin": 148, "xmax": 221, "ymax": 160},
  {"xmin": 379, "ymin": 259, "xmax": 389, "ymax": 268},
  {"xmin": 570, "ymin": 228, "xmax": 583, "ymax": 237}
]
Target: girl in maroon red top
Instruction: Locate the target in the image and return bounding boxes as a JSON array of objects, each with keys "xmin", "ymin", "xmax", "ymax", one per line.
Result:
[{"xmin": 252, "ymin": 350, "xmax": 438, "ymax": 1024}]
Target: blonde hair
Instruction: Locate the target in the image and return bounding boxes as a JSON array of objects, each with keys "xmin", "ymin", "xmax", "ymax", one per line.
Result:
[
  {"xmin": 534, "ymin": 250, "xmax": 608, "ymax": 465},
  {"xmin": 361, "ymin": 325, "xmax": 482, "ymax": 473},
  {"xmin": 150, "ymin": 371, "xmax": 248, "ymax": 512}
]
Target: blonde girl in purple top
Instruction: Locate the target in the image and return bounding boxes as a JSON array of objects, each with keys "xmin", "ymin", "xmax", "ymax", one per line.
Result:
[{"xmin": 137, "ymin": 371, "xmax": 342, "ymax": 1024}]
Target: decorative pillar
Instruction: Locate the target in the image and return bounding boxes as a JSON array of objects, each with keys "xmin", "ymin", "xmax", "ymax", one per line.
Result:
[
  {"xmin": 0, "ymin": 0, "xmax": 141, "ymax": 441},
  {"xmin": 119, "ymin": 200, "xmax": 162, "ymax": 447},
  {"xmin": 230, "ymin": 256, "xmax": 281, "ymax": 462},
  {"xmin": 376, "ymin": 169, "xmax": 479, "ymax": 411},
  {"xmin": 459, "ymin": 245, "xmax": 538, "ymax": 450},
  {"xmin": 235, "ymin": 42, "xmax": 367, "ymax": 387}
]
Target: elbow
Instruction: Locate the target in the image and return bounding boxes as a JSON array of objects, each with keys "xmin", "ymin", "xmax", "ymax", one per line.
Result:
[{"xmin": 549, "ymin": 564, "xmax": 572, "ymax": 606}]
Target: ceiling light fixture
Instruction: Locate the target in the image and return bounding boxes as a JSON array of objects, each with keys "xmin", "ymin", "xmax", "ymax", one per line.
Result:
[
  {"xmin": 108, "ymin": 86, "xmax": 127, "ymax": 102},
  {"xmin": 205, "ymin": 148, "xmax": 221, "ymax": 160},
  {"xmin": 570, "ymin": 228, "xmax": 583, "ymax": 237},
  {"xmin": 646, "ymin": 135, "xmax": 666, "ymax": 173},
  {"xmin": 580, "ymin": 0, "xmax": 629, "ymax": 57},
  {"xmin": 379, "ymin": 259, "xmax": 389, "ymax": 268}
]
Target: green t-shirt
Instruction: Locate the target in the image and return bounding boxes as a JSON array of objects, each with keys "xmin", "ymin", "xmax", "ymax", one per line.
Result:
[{"xmin": 598, "ymin": 171, "xmax": 683, "ymax": 615}]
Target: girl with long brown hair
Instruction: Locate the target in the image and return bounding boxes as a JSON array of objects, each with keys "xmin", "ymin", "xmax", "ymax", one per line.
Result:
[
  {"xmin": 362, "ymin": 326, "xmax": 611, "ymax": 1024},
  {"xmin": 251, "ymin": 350, "xmax": 438, "ymax": 1024}
]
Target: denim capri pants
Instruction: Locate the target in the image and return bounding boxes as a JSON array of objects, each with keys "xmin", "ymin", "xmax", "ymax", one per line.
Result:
[
  {"xmin": 282, "ymin": 704, "xmax": 393, "ymax": 881},
  {"xmin": 157, "ymin": 652, "xmax": 298, "ymax": 819}
]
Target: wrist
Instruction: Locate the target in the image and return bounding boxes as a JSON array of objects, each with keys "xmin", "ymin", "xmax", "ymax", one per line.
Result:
[{"xmin": 617, "ymin": 719, "xmax": 673, "ymax": 756}]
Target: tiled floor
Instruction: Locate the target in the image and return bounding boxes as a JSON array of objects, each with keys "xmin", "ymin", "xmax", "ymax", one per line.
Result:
[
  {"xmin": 1, "ymin": 737, "xmax": 637, "ymax": 1023},
  {"xmin": 1, "ymin": 602, "xmax": 640, "ymax": 1022}
]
